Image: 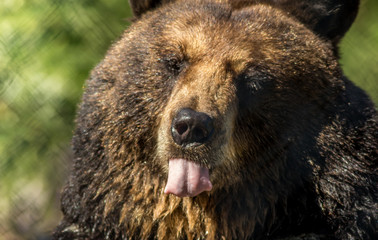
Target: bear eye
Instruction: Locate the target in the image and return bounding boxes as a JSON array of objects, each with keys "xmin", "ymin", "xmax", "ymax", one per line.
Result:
[
  {"xmin": 237, "ymin": 71, "xmax": 273, "ymax": 92},
  {"xmin": 163, "ymin": 55, "xmax": 186, "ymax": 76},
  {"xmin": 166, "ymin": 59, "xmax": 182, "ymax": 74}
]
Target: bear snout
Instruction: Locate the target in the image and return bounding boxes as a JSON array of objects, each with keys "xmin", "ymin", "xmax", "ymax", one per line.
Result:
[{"xmin": 171, "ymin": 108, "xmax": 214, "ymax": 147}]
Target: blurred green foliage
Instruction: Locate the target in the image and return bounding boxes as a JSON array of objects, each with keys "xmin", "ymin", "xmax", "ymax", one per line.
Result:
[
  {"xmin": 0, "ymin": 0, "xmax": 376, "ymax": 239},
  {"xmin": 340, "ymin": 0, "xmax": 378, "ymax": 104},
  {"xmin": 0, "ymin": 0, "xmax": 130, "ymax": 238}
]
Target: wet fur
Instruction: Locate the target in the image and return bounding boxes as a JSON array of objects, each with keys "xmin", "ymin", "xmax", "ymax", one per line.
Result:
[{"xmin": 54, "ymin": 0, "xmax": 377, "ymax": 239}]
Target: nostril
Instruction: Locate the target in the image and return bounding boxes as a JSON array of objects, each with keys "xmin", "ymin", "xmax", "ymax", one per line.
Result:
[
  {"xmin": 192, "ymin": 127, "xmax": 206, "ymax": 141},
  {"xmin": 175, "ymin": 122, "xmax": 189, "ymax": 136},
  {"xmin": 171, "ymin": 108, "xmax": 214, "ymax": 147}
]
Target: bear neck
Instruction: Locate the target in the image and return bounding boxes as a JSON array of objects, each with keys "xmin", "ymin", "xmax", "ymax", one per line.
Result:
[{"xmin": 97, "ymin": 161, "xmax": 287, "ymax": 240}]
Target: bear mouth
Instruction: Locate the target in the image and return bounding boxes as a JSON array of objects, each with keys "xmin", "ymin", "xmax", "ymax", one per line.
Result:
[{"xmin": 164, "ymin": 158, "xmax": 213, "ymax": 197}]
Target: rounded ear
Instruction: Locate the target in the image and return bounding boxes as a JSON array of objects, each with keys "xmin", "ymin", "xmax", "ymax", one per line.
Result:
[
  {"xmin": 272, "ymin": 0, "xmax": 360, "ymax": 45},
  {"xmin": 128, "ymin": 0, "xmax": 359, "ymax": 44},
  {"xmin": 129, "ymin": 0, "xmax": 175, "ymax": 17},
  {"xmin": 231, "ymin": 0, "xmax": 359, "ymax": 45}
]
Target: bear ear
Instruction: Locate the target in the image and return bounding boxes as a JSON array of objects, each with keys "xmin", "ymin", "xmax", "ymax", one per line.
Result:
[
  {"xmin": 279, "ymin": 0, "xmax": 360, "ymax": 44},
  {"xmin": 129, "ymin": 0, "xmax": 175, "ymax": 17}
]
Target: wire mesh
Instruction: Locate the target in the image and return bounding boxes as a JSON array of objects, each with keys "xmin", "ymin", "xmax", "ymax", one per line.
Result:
[{"xmin": 0, "ymin": 1, "xmax": 130, "ymax": 239}]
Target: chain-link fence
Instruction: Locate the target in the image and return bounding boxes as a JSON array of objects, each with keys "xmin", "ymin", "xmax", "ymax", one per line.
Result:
[
  {"xmin": 0, "ymin": 1, "xmax": 131, "ymax": 239},
  {"xmin": 0, "ymin": 0, "xmax": 377, "ymax": 239}
]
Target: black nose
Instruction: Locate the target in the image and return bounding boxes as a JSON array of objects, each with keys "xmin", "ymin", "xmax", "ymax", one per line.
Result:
[{"xmin": 171, "ymin": 108, "xmax": 214, "ymax": 147}]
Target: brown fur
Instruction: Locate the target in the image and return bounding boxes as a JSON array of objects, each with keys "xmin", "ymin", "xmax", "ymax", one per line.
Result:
[{"xmin": 54, "ymin": 0, "xmax": 377, "ymax": 239}]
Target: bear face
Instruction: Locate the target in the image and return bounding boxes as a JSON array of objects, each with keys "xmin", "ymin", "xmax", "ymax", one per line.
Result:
[
  {"xmin": 151, "ymin": 3, "xmax": 342, "ymax": 196},
  {"xmin": 55, "ymin": 0, "xmax": 377, "ymax": 239},
  {"xmin": 103, "ymin": 2, "xmax": 342, "ymax": 195}
]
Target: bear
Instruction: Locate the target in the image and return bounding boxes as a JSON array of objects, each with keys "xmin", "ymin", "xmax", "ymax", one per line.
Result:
[{"xmin": 54, "ymin": 0, "xmax": 377, "ymax": 239}]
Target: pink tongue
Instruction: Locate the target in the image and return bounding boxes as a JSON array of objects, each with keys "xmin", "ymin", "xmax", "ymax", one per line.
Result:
[{"xmin": 164, "ymin": 158, "xmax": 212, "ymax": 197}]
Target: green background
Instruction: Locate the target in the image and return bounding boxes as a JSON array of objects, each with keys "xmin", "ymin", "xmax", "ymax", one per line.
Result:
[{"xmin": 0, "ymin": 0, "xmax": 376, "ymax": 239}]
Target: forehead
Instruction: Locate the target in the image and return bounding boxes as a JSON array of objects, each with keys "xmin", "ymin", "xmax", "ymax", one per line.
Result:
[{"xmin": 149, "ymin": 3, "xmax": 307, "ymax": 68}]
